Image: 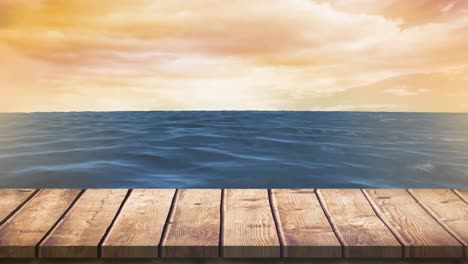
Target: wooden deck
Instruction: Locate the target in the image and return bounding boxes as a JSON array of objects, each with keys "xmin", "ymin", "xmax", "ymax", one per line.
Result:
[{"xmin": 0, "ymin": 189, "xmax": 467, "ymax": 259}]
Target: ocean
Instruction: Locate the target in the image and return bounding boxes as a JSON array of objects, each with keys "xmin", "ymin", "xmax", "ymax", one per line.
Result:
[{"xmin": 0, "ymin": 111, "xmax": 467, "ymax": 188}]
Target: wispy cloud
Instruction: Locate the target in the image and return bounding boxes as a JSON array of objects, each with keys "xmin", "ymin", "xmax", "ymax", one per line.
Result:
[
  {"xmin": 384, "ymin": 86, "xmax": 432, "ymax": 96},
  {"xmin": 1, "ymin": 0, "xmax": 467, "ymax": 112}
]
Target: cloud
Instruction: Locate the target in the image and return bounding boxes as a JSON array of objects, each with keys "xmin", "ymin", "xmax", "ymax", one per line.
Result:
[
  {"xmin": 384, "ymin": 86, "xmax": 432, "ymax": 96},
  {"xmin": 317, "ymin": 0, "xmax": 468, "ymax": 26},
  {"xmin": 0, "ymin": 0, "xmax": 467, "ymax": 112}
]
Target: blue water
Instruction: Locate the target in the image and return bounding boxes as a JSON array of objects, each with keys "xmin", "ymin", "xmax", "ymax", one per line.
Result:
[{"xmin": 0, "ymin": 111, "xmax": 467, "ymax": 188}]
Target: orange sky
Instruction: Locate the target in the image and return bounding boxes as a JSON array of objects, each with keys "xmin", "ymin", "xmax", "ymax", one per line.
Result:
[{"xmin": 1, "ymin": 0, "xmax": 467, "ymax": 112}]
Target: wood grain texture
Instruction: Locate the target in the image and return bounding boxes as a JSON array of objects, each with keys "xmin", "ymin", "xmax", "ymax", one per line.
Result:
[
  {"xmin": 317, "ymin": 189, "xmax": 401, "ymax": 258},
  {"xmin": 0, "ymin": 189, "xmax": 36, "ymax": 224},
  {"xmin": 101, "ymin": 189, "xmax": 175, "ymax": 258},
  {"xmin": 0, "ymin": 189, "xmax": 80, "ymax": 258},
  {"xmin": 0, "ymin": 188, "xmax": 466, "ymax": 260},
  {"xmin": 364, "ymin": 189, "xmax": 463, "ymax": 258},
  {"xmin": 161, "ymin": 189, "xmax": 221, "ymax": 258},
  {"xmin": 0, "ymin": 260, "xmax": 463, "ymax": 264},
  {"xmin": 39, "ymin": 189, "xmax": 128, "ymax": 258},
  {"xmin": 408, "ymin": 189, "xmax": 468, "ymax": 257},
  {"xmin": 222, "ymin": 189, "xmax": 280, "ymax": 258},
  {"xmin": 271, "ymin": 189, "xmax": 341, "ymax": 258}
]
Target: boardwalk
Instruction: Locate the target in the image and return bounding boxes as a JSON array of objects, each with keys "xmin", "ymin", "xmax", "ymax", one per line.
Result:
[{"xmin": 0, "ymin": 189, "xmax": 466, "ymax": 259}]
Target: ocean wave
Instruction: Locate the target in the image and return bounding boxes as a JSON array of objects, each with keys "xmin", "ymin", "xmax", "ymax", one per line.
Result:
[{"xmin": 0, "ymin": 111, "xmax": 467, "ymax": 188}]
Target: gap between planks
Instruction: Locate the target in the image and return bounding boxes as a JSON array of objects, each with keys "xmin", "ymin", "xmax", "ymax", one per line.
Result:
[
  {"xmin": 315, "ymin": 189, "xmax": 345, "ymax": 258},
  {"xmin": 97, "ymin": 189, "xmax": 133, "ymax": 257},
  {"xmin": 0, "ymin": 189, "xmax": 39, "ymax": 226},
  {"xmin": 35, "ymin": 189, "xmax": 86, "ymax": 258},
  {"xmin": 363, "ymin": 189, "xmax": 464, "ymax": 258},
  {"xmin": 268, "ymin": 189, "xmax": 286, "ymax": 258},
  {"xmin": 0, "ymin": 189, "xmax": 467, "ymax": 259}
]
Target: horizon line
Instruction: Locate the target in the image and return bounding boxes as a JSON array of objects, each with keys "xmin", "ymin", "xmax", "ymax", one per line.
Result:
[{"xmin": 1, "ymin": 110, "xmax": 467, "ymax": 114}]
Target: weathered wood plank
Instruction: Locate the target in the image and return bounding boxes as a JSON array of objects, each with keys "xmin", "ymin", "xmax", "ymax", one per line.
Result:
[
  {"xmin": 317, "ymin": 189, "xmax": 401, "ymax": 258},
  {"xmin": 161, "ymin": 189, "xmax": 221, "ymax": 258},
  {"xmin": 0, "ymin": 189, "xmax": 81, "ymax": 258},
  {"xmin": 0, "ymin": 259, "xmax": 464, "ymax": 264},
  {"xmin": 271, "ymin": 189, "xmax": 341, "ymax": 258},
  {"xmin": 364, "ymin": 189, "xmax": 463, "ymax": 258},
  {"xmin": 0, "ymin": 189, "xmax": 36, "ymax": 224},
  {"xmin": 39, "ymin": 189, "xmax": 128, "ymax": 258},
  {"xmin": 408, "ymin": 189, "xmax": 468, "ymax": 257},
  {"xmin": 222, "ymin": 189, "xmax": 280, "ymax": 258},
  {"xmin": 101, "ymin": 189, "xmax": 175, "ymax": 258},
  {"xmin": 0, "ymin": 188, "xmax": 466, "ymax": 260}
]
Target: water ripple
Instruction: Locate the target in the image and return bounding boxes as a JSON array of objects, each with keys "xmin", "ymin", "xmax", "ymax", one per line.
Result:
[{"xmin": 0, "ymin": 111, "xmax": 467, "ymax": 188}]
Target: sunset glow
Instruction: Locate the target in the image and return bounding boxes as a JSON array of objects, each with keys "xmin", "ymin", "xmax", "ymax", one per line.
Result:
[{"xmin": 1, "ymin": 0, "xmax": 468, "ymax": 112}]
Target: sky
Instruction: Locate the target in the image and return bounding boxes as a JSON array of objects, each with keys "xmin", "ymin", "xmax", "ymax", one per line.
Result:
[{"xmin": 1, "ymin": 0, "xmax": 468, "ymax": 112}]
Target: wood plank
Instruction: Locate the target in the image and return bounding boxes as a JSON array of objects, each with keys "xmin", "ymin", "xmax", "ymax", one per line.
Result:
[
  {"xmin": 0, "ymin": 188, "xmax": 465, "ymax": 260},
  {"xmin": 364, "ymin": 189, "xmax": 463, "ymax": 258},
  {"xmin": 454, "ymin": 189, "xmax": 468, "ymax": 204},
  {"xmin": 39, "ymin": 189, "xmax": 128, "ymax": 258},
  {"xmin": 0, "ymin": 189, "xmax": 81, "ymax": 258},
  {"xmin": 222, "ymin": 189, "xmax": 280, "ymax": 258},
  {"xmin": 317, "ymin": 189, "xmax": 401, "ymax": 258},
  {"xmin": 0, "ymin": 260, "xmax": 463, "ymax": 264},
  {"xmin": 271, "ymin": 189, "xmax": 341, "ymax": 258},
  {"xmin": 0, "ymin": 189, "xmax": 36, "ymax": 224},
  {"xmin": 161, "ymin": 189, "xmax": 221, "ymax": 258},
  {"xmin": 101, "ymin": 189, "xmax": 175, "ymax": 258},
  {"xmin": 408, "ymin": 189, "xmax": 468, "ymax": 257}
]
